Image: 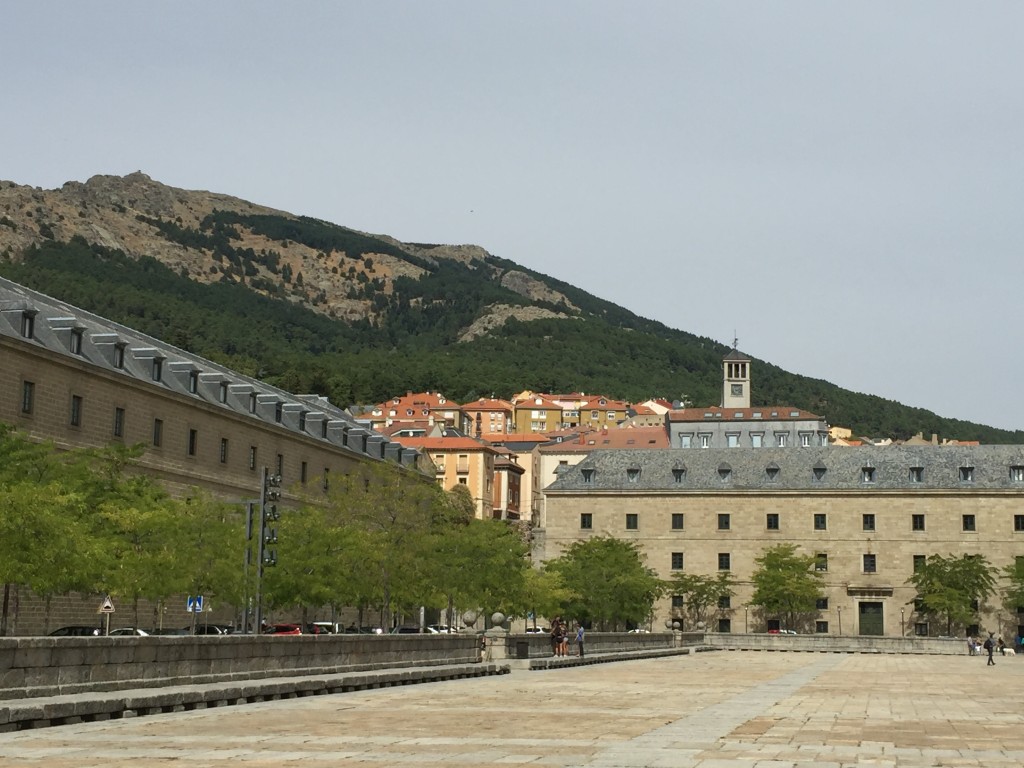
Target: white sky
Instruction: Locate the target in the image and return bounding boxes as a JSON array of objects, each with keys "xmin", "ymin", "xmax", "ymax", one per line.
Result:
[{"xmin": 3, "ymin": 3, "xmax": 1022, "ymax": 431}]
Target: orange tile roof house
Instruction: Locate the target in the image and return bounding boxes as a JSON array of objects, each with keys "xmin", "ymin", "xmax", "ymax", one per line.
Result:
[
  {"xmin": 389, "ymin": 435, "xmax": 499, "ymax": 520},
  {"xmin": 460, "ymin": 397, "xmax": 514, "ymax": 439},
  {"xmin": 369, "ymin": 392, "xmax": 461, "ymax": 432}
]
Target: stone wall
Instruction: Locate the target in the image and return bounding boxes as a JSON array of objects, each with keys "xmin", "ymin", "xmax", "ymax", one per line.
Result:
[
  {"xmin": 0, "ymin": 634, "xmax": 481, "ymax": 699},
  {"xmin": 703, "ymin": 632, "xmax": 966, "ymax": 655},
  {"xmin": 498, "ymin": 631, "xmax": 698, "ymax": 659}
]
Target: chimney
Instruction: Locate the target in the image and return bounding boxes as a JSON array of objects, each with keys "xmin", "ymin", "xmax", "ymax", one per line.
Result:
[{"xmin": 931, "ymin": 433, "xmax": 938, "ymax": 445}]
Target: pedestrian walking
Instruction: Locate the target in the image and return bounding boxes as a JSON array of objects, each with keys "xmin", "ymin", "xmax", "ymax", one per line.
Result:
[
  {"xmin": 998, "ymin": 637, "xmax": 1006, "ymax": 656},
  {"xmin": 575, "ymin": 622, "xmax": 585, "ymax": 658},
  {"xmin": 984, "ymin": 633, "xmax": 996, "ymax": 666}
]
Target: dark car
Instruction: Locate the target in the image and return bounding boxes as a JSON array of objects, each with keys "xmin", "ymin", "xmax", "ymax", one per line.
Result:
[
  {"xmin": 191, "ymin": 624, "xmax": 234, "ymax": 635},
  {"xmin": 48, "ymin": 626, "xmax": 101, "ymax": 637},
  {"xmin": 146, "ymin": 627, "xmax": 190, "ymax": 636}
]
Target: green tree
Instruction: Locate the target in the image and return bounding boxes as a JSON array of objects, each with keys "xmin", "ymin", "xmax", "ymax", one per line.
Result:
[
  {"xmin": 547, "ymin": 536, "xmax": 664, "ymax": 630},
  {"xmin": 750, "ymin": 544, "xmax": 824, "ymax": 631},
  {"xmin": 666, "ymin": 571, "xmax": 735, "ymax": 631},
  {"xmin": 909, "ymin": 553, "xmax": 995, "ymax": 636},
  {"xmin": 1001, "ymin": 557, "xmax": 1024, "ymax": 620}
]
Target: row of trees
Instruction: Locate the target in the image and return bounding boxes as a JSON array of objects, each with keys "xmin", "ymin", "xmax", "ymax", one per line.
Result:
[{"xmin": 3, "ymin": 423, "xmax": 1022, "ymax": 635}]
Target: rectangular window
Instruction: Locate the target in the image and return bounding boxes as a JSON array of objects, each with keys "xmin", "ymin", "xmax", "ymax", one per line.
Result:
[
  {"xmin": 277, "ymin": 453, "xmax": 284, "ymax": 477},
  {"xmin": 671, "ymin": 595, "xmax": 684, "ymax": 608},
  {"xmin": 751, "ymin": 433, "xmax": 763, "ymax": 448},
  {"xmin": 1015, "ymin": 515, "xmax": 1024, "ymax": 532},
  {"xmin": 815, "ymin": 621, "xmax": 829, "ymax": 634},
  {"xmin": 69, "ymin": 395, "xmax": 82, "ymax": 427},
  {"xmin": 726, "ymin": 433, "xmax": 739, "ymax": 448},
  {"xmin": 671, "ymin": 513, "xmax": 684, "ymax": 530},
  {"xmin": 301, "ymin": 461, "xmax": 308, "ymax": 484},
  {"xmin": 766, "ymin": 513, "xmax": 779, "ymax": 530},
  {"xmin": 914, "ymin": 622, "xmax": 929, "ymax": 637},
  {"xmin": 862, "ymin": 514, "xmax": 875, "ymax": 531},
  {"xmin": 220, "ymin": 438, "xmax": 229, "ymax": 464},
  {"xmin": 70, "ymin": 328, "xmax": 83, "ymax": 355},
  {"xmin": 249, "ymin": 446, "xmax": 258, "ymax": 471},
  {"xmin": 718, "ymin": 552, "xmax": 731, "ymax": 571},
  {"xmin": 219, "ymin": 382, "xmax": 229, "ymax": 403},
  {"xmin": 909, "ymin": 467, "xmax": 923, "ymax": 483},
  {"xmin": 1012, "ymin": 466, "xmax": 1024, "ymax": 483},
  {"xmin": 20, "ymin": 312, "xmax": 34, "ymax": 338},
  {"xmin": 113, "ymin": 407, "xmax": 125, "ymax": 438},
  {"xmin": 816, "ymin": 597, "xmax": 829, "ymax": 610},
  {"xmin": 699, "ymin": 433, "xmax": 711, "ymax": 448},
  {"xmin": 152, "ymin": 358, "xmax": 163, "ymax": 382},
  {"xmin": 187, "ymin": 429, "xmax": 198, "ymax": 457},
  {"xmin": 815, "ymin": 553, "xmax": 828, "ymax": 572},
  {"xmin": 718, "ymin": 513, "xmax": 730, "ymax": 531},
  {"xmin": 249, "ymin": 393, "xmax": 258, "ymax": 414},
  {"xmin": 814, "ymin": 513, "xmax": 827, "ymax": 530},
  {"xmin": 718, "ymin": 595, "xmax": 731, "ymax": 609},
  {"xmin": 671, "ymin": 552, "xmax": 684, "ymax": 570},
  {"xmin": 776, "ymin": 433, "xmax": 788, "ymax": 447},
  {"xmin": 912, "ymin": 514, "xmax": 925, "ymax": 531},
  {"xmin": 21, "ymin": 381, "xmax": 34, "ymax": 414},
  {"xmin": 113, "ymin": 343, "xmax": 125, "ymax": 369},
  {"xmin": 153, "ymin": 418, "xmax": 163, "ymax": 447},
  {"xmin": 913, "ymin": 554, "xmax": 926, "ymax": 572},
  {"xmin": 625, "ymin": 513, "xmax": 638, "ymax": 530},
  {"xmin": 580, "ymin": 513, "xmax": 593, "ymax": 530},
  {"xmin": 800, "ymin": 433, "xmax": 811, "ymax": 447},
  {"xmin": 188, "ymin": 370, "xmax": 199, "ymax": 394},
  {"xmin": 962, "ymin": 514, "xmax": 976, "ymax": 532},
  {"xmin": 718, "ymin": 618, "xmax": 731, "ymax": 633},
  {"xmin": 863, "ymin": 553, "xmax": 877, "ymax": 573},
  {"xmin": 323, "ymin": 468, "xmax": 330, "ymax": 491},
  {"xmin": 960, "ymin": 466, "xmax": 974, "ymax": 482},
  {"xmin": 679, "ymin": 434, "xmax": 692, "ymax": 448}
]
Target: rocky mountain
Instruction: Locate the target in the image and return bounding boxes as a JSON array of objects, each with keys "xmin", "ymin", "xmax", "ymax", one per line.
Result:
[{"xmin": 0, "ymin": 172, "xmax": 574, "ymax": 332}]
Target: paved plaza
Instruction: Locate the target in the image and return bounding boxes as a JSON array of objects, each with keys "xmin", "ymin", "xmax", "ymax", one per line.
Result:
[{"xmin": 1, "ymin": 650, "xmax": 1022, "ymax": 767}]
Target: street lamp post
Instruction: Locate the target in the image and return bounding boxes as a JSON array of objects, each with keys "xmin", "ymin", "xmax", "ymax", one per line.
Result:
[
  {"xmin": 837, "ymin": 605, "xmax": 842, "ymax": 636},
  {"xmin": 744, "ymin": 606, "xmax": 749, "ymax": 634},
  {"xmin": 900, "ymin": 608, "xmax": 905, "ymax": 637}
]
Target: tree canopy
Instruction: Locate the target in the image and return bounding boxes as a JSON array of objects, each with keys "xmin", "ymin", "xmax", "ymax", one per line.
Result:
[
  {"xmin": 908, "ymin": 553, "xmax": 995, "ymax": 636},
  {"xmin": 749, "ymin": 544, "xmax": 824, "ymax": 632}
]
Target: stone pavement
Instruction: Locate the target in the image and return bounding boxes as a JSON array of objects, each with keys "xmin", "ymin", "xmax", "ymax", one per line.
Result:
[{"xmin": 1, "ymin": 649, "xmax": 1022, "ymax": 767}]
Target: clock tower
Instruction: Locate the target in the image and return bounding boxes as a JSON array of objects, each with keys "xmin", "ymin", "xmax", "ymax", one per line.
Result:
[{"xmin": 722, "ymin": 340, "xmax": 751, "ymax": 409}]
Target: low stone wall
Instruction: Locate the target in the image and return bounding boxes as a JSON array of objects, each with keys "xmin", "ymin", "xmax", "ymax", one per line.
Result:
[
  {"xmin": 704, "ymin": 632, "xmax": 966, "ymax": 655},
  {"xmin": 0, "ymin": 634, "xmax": 481, "ymax": 699},
  {"xmin": 498, "ymin": 631, "xmax": 702, "ymax": 660}
]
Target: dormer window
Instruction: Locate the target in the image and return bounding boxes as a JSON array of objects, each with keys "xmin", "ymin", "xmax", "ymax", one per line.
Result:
[
  {"xmin": 1011, "ymin": 466, "xmax": 1024, "ymax": 483},
  {"xmin": 70, "ymin": 328, "xmax": 84, "ymax": 355},
  {"xmin": 299, "ymin": 411, "xmax": 307, "ymax": 431},
  {"xmin": 672, "ymin": 467, "xmax": 685, "ymax": 484},
  {"xmin": 188, "ymin": 370, "xmax": 199, "ymax": 394},
  {"xmin": 959, "ymin": 466, "xmax": 975, "ymax": 483},
  {"xmin": 581, "ymin": 468, "xmax": 595, "ymax": 484},
  {"xmin": 812, "ymin": 462, "xmax": 827, "ymax": 482},
  {"xmin": 718, "ymin": 463, "xmax": 732, "ymax": 482},
  {"xmin": 626, "ymin": 467, "xmax": 641, "ymax": 483},
  {"xmin": 275, "ymin": 403, "xmax": 283, "ymax": 423},
  {"xmin": 113, "ymin": 343, "xmax": 125, "ymax": 369},
  {"xmin": 219, "ymin": 382, "xmax": 229, "ymax": 403},
  {"xmin": 765, "ymin": 463, "xmax": 780, "ymax": 482},
  {"xmin": 20, "ymin": 311, "xmax": 36, "ymax": 338},
  {"xmin": 151, "ymin": 357, "xmax": 164, "ymax": 382},
  {"xmin": 862, "ymin": 467, "xmax": 876, "ymax": 483},
  {"xmin": 249, "ymin": 393, "xmax": 258, "ymax": 414},
  {"xmin": 909, "ymin": 467, "xmax": 923, "ymax": 483}
]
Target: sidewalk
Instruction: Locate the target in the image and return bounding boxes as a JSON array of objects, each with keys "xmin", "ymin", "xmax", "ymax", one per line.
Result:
[{"xmin": 2, "ymin": 649, "xmax": 1023, "ymax": 766}]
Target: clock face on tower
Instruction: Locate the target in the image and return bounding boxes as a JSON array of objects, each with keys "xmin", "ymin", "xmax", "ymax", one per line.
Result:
[{"xmin": 731, "ymin": 384, "xmax": 743, "ymax": 397}]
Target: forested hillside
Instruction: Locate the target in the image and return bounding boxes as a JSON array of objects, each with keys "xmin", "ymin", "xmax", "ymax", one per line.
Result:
[{"xmin": 0, "ymin": 173, "xmax": 1019, "ymax": 443}]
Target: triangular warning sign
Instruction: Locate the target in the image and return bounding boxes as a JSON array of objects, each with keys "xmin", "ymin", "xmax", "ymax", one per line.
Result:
[{"xmin": 98, "ymin": 595, "xmax": 115, "ymax": 614}]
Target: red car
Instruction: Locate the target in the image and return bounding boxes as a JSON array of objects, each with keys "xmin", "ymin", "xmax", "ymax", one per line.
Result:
[{"xmin": 264, "ymin": 623, "xmax": 302, "ymax": 636}]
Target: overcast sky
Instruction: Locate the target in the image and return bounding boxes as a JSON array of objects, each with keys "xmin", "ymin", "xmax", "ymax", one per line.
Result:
[{"xmin": 3, "ymin": 3, "xmax": 1022, "ymax": 431}]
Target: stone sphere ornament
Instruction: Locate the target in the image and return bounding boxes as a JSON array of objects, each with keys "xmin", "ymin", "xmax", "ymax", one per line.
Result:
[
  {"xmin": 490, "ymin": 612, "xmax": 506, "ymax": 628},
  {"xmin": 462, "ymin": 610, "xmax": 478, "ymax": 628}
]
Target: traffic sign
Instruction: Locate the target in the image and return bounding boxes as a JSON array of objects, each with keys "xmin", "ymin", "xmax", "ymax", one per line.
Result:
[
  {"xmin": 187, "ymin": 595, "xmax": 204, "ymax": 613},
  {"xmin": 98, "ymin": 595, "xmax": 115, "ymax": 614}
]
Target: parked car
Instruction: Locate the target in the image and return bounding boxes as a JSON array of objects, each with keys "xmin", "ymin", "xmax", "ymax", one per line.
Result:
[
  {"xmin": 147, "ymin": 627, "xmax": 190, "ymax": 636},
  {"xmin": 48, "ymin": 625, "xmax": 101, "ymax": 637},
  {"xmin": 427, "ymin": 624, "xmax": 462, "ymax": 634},
  {"xmin": 390, "ymin": 625, "xmax": 438, "ymax": 634},
  {"xmin": 191, "ymin": 624, "xmax": 234, "ymax": 635},
  {"xmin": 264, "ymin": 623, "xmax": 302, "ymax": 635},
  {"xmin": 108, "ymin": 627, "xmax": 150, "ymax": 636},
  {"xmin": 306, "ymin": 622, "xmax": 335, "ymax": 635},
  {"xmin": 342, "ymin": 625, "xmax": 384, "ymax": 634},
  {"xmin": 524, "ymin": 626, "xmax": 550, "ymax": 634}
]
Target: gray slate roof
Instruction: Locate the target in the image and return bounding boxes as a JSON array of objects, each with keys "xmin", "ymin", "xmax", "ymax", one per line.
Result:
[{"xmin": 547, "ymin": 445, "xmax": 1024, "ymax": 492}]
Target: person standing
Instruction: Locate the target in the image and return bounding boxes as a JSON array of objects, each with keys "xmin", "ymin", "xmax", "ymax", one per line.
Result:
[
  {"xmin": 550, "ymin": 617, "xmax": 562, "ymax": 657},
  {"xmin": 984, "ymin": 633, "xmax": 996, "ymax": 666},
  {"xmin": 575, "ymin": 622, "xmax": 585, "ymax": 658}
]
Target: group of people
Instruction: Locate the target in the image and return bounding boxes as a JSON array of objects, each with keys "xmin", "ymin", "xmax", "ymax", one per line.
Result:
[
  {"xmin": 969, "ymin": 633, "xmax": 1014, "ymax": 665},
  {"xmin": 549, "ymin": 617, "xmax": 585, "ymax": 658}
]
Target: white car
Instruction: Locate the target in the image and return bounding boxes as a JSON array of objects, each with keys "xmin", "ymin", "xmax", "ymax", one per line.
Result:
[{"xmin": 109, "ymin": 627, "xmax": 150, "ymax": 636}]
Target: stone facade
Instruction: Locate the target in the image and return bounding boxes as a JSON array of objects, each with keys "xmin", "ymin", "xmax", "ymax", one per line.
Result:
[{"xmin": 539, "ymin": 446, "xmax": 1024, "ymax": 638}]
